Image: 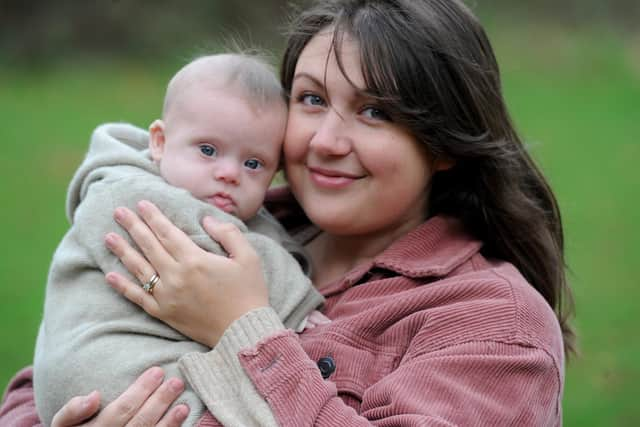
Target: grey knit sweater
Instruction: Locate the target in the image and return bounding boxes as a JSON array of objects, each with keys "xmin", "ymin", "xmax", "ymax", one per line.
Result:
[{"xmin": 33, "ymin": 123, "xmax": 323, "ymax": 426}]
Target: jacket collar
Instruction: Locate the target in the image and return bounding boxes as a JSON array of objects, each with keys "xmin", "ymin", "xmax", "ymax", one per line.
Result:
[
  {"xmin": 373, "ymin": 215, "xmax": 482, "ymax": 278},
  {"xmin": 321, "ymin": 216, "xmax": 482, "ymax": 296},
  {"xmin": 264, "ymin": 188, "xmax": 482, "ymax": 284}
]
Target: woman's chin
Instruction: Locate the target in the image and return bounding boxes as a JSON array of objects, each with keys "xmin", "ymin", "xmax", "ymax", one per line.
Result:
[{"xmin": 305, "ymin": 206, "xmax": 366, "ymax": 236}]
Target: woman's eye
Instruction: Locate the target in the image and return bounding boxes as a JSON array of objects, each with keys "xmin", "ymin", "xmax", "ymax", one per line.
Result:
[
  {"xmin": 300, "ymin": 93, "xmax": 325, "ymax": 107},
  {"xmin": 361, "ymin": 106, "xmax": 390, "ymax": 121},
  {"xmin": 199, "ymin": 144, "xmax": 217, "ymax": 157},
  {"xmin": 244, "ymin": 158, "xmax": 263, "ymax": 170}
]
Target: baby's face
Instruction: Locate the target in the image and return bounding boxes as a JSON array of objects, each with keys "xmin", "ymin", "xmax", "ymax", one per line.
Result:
[{"xmin": 151, "ymin": 87, "xmax": 286, "ymax": 220}]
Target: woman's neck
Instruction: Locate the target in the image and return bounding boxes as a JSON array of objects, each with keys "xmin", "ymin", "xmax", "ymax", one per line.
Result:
[{"xmin": 307, "ymin": 220, "xmax": 420, "ymax": 289}]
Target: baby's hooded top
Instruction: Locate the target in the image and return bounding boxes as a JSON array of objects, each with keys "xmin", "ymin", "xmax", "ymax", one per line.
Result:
[{"xmin": 33, "ymin": 122, "xmax": 324, "ymax": 426}]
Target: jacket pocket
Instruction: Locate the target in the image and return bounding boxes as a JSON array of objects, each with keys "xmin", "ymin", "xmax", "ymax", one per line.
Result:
[{"xmin": 303, "ymin": 333, "xmax": 398, "ymax": 408}]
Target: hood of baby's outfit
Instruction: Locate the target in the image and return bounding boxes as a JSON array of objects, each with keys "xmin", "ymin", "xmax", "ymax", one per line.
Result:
[{"xmin": 65, "ymin": 122, "xmax": 158, "ymax": 223}]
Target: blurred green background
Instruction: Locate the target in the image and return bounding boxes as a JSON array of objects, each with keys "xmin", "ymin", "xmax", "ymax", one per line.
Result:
[{"xmin": 1, "ymin": 1, "xmax": 638, "ymax": 425}]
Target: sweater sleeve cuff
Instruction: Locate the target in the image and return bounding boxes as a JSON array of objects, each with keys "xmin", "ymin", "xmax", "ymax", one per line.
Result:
[
  {"xmin": 220, "ymin": 306, "xmax": 287, "ymax": 352},
  {"xmin": 178, "ymin": 307, "xmax": 285, "ymax": 427}
]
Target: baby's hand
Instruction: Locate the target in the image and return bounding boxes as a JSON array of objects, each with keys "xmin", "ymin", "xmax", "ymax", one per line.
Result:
[{"xmin": 303, "ymin": 310, "xmax": 332, "ymax": 330}]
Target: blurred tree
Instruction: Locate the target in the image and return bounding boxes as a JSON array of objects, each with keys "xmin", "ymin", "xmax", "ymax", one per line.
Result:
[
  {"xmin": 0, "ymin": 0, "xmax": 291, "ymax": 65},
  {"xmin": 472, "ymin": 0, "xmax": 639, "ymax": 29},
  {"xmin": 1, "ymin": 0, "xmax": 637, "ymax": 65}
]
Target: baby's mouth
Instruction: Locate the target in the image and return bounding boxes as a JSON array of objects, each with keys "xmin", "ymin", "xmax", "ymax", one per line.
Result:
[{"xmin": 206, "ymin": 193, "xmax": 235, "ymax": 213}]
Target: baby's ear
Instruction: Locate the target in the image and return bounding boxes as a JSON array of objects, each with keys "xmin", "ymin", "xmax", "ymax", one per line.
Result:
[{"xmin": 148, "ymin": 119, "xmax": 166, "ymax": 163}]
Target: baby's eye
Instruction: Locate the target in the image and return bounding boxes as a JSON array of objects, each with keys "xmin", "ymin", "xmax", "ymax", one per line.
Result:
[
  {"xmin": 199, "ymin": 144, "xmax": 217, "ymax": 157},
  {"xmin": 244, "ymin": 158, "xmax": 263, "ymax": 170},
  {"xmin": 300, "ymin": 93, "xmax": 325, "ymax": 107},
  {"xmin": 361, "ymin": 106, "xmax": 391, "ymax": 121}
]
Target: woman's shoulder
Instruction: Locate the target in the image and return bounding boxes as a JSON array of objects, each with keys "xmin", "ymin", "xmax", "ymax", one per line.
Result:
[
  {"xmin": 422, "ymin": 248, "xmax": 565, "ymax": 369},
  {"xmin": 474, "ymin": 257, "xmax": 565, "ymax": 360},
  {"xmin": 370, "ymin": 215, "xmax": 564, "ymax": 360}
]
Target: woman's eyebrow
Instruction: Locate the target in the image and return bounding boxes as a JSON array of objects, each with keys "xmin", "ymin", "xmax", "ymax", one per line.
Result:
[
  {"xmin": 292, "ymin": 72, "xmax": 324, "ymax": 88},
  {"xmin": 293, "ymin": 72, "xmax": 376, "ymax": 108}
]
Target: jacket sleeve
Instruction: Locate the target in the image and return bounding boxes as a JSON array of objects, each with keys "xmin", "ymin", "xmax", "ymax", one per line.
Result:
[
  {"xmin": 0, "ymin": 367, "xmax": 43, "ymax": 427},
  {"xmin": 180, "ymin": 308, "xmax": 562, "ymax": 427}
]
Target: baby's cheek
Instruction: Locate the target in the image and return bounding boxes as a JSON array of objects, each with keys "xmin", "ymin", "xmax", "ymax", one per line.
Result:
[{"xmin": 238, "ymin": 187, "xmax": 265, "ymax": 220}]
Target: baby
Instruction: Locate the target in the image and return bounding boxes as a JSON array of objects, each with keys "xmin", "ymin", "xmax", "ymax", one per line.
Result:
[{"xmin": 33, "ymin": 54, "xmax": 324, "ymax": 426}]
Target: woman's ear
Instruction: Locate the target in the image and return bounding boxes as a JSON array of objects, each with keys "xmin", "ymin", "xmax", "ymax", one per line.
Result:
[
  {"xmin": 433, "ymin": 156, "xmax": 456, "ymax": 173},
  {"xmin": 149, "ymin": 119, "xmax": 166, "ymax": 163}
]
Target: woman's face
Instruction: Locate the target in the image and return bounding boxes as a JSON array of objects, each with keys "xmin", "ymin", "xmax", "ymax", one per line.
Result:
[{"xmin": 284, "ymin": 30, "xmax": 435, "ymax": 237}]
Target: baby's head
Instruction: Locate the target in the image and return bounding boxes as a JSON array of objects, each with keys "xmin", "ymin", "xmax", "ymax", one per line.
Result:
[{"xmin": 149, "ymin": 54, "xmax": 287, "ymax": 221}]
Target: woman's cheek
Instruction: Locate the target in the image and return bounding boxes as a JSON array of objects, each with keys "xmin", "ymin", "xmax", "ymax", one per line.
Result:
[{"xmin": 283, "ymin": 113, "xmax": 311, "ymax": 161}]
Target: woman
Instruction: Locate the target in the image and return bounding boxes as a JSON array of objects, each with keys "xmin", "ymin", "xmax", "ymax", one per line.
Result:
[{"xmin": 1, "ymin": 0, "xmax": 574, "ymax": 425}]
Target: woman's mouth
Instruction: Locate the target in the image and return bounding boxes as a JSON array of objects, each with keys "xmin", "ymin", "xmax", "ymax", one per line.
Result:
[{"xmin": 308, "ymin": 166, "xmax": 364, "ymax": 189}]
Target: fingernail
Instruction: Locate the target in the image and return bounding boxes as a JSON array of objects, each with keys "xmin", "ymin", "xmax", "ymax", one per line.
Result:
[
  {"xmin": 175, "ymin": 405, "xmax": 190, "ymax": 420},
  {"xmin": 203, "ymin": 216, "xmax": 220, "ymax": 226},
  {"xmin": 83, "ymin": 391, "xmax": 97, "ymax": 408},
  {"xmin": 114, "ymin": 208, "xmax": 125, "ymax": 222},
  {"xmin": 105, "ymin": 273, "xmax": 117, "ymax": 286},
  {"xmin": 138, "ymin": 200, "xmax": 151, "ymax": 211},
  {"xmin": 105, "ymin": 233, "xmax": 116, "ymax": 247},
  {"xmin": 169, "ymin": 378, "xmax": 184, "ymax": 393},
  {"xmin": 149, "ymin": 366, "xmax": 164, "ymax": 381}
]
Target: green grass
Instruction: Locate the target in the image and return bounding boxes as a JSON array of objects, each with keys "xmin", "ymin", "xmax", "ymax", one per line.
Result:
[
  {"xmin": 1, "ymin": 30, "xmax": 639, "ymax": 426},
  {"xmin": 496, "ymin": 29, "xmax": 640, "ymax": 426},
  {"xmin": 0, "ymin": 59, "xmax": 175, "ymax": 393}
]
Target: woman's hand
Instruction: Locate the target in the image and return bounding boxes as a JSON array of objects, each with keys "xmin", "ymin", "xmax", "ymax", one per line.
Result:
[
  {"xmin": 302, "ymin": 310, "xmax": 332, "ymax": 330},
  {"xmin": 104, "ymin": 200, "xmax": 269, "ymax": 347},
  {"xmin": 51, "ymin": 367, "xmax": 188, "ymax": 427}
]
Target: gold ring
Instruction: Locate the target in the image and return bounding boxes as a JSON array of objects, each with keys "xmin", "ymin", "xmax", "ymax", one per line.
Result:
[{"xmin": 142, "ymin": 273, "xmax": 160, "ymax": 294}]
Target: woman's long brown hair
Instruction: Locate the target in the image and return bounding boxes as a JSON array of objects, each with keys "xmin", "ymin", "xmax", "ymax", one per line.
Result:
[{"xmin": 281, "ymin": 0, "xmax": 575, "ymax": 356}]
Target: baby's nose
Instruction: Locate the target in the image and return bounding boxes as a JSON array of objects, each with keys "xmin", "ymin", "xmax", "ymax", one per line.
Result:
[{"xmin": 214, "ymin": 160, "xmax": 240, "ymax": 184}]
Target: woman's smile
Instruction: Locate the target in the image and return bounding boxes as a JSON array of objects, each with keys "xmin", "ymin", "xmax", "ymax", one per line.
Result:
[
  {"xmin": 307, "ymin": 165, "xmax": 365, "ymax": 189},
  {"xmin": 284, "ymin": 29, "xmax": 433, "ymax": 237}
]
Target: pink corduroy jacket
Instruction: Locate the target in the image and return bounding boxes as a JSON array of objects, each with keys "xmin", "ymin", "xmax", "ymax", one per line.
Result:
[{"xmin": 1, "ymin": 192, "xmax": 565, "ymax": 426}]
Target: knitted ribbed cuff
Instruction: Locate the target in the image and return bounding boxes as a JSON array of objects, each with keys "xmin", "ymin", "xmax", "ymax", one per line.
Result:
[
  {"xmin": 221, "ymin": 306, "xmax": 287, "ymax": 352},
  {"xmin": 178, "ymin": 307, "xmax": 284, "ymax": 427}
]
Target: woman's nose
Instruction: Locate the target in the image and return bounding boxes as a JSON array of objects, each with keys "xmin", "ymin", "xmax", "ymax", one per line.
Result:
[
  {"xmin": 214, "ymin": 160, "xmax": 240, "ymax": 184},
  {"xmin": 309, "ymin": 108, "xmax": 352, "ymax": 156}
]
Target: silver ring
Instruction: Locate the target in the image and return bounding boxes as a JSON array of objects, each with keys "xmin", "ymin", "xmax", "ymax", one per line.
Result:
[{"xmin": 142, "ymin": 273, "xmax": 160, "ymax": 294}]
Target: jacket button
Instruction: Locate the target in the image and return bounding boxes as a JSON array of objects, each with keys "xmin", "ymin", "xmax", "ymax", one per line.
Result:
[{"xmin": 317, "ymin": 356, "xmax": 336, "ymax": 379}]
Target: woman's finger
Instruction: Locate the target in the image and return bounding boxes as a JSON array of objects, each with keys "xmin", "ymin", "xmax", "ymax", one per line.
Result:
[
  {"xmin": 303, "ymin": 319, "xmax": 316, "ymax": 330},
  {"xmin": 49, "ymin": 371, "xmax": 188, "ymax": 427},
  {"xmin": 106, "ymin": 271, "xmax": 160, "ymax": 316},
  {"xmin": 202, "ymin": 216, "xmax": 255, "ymax": 262},
  {"xmin": 113, "ymin": 206, "xmax": 176, "ymax": 269},
  {"xmin": 125, "ymin": 377, "xmax": 186, "ymax": 427},
  {"xmin": 308, "ymin": 310, "xmax": 332, "ymax": 325},
  {"xmin": 302, "ymin": 311, "xmax": 331, "ymax": 331},
  {"xmin": 99, "ymin": 367, "xmax": 165, "ymax": 425},
  {"xmin": 156, "ymin": 404, "xmax": 190, "ymax": 427},
  {"xmin": 105, "ymin": 232, "xmax": 159, "ymax": 286},
  {"xmin": 137, "ymin": 200, "xmax": 199, "ymax": 262},
  {"xmin": 50, "ymin": 391, "xmax": 101, "ymax": 427}
]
